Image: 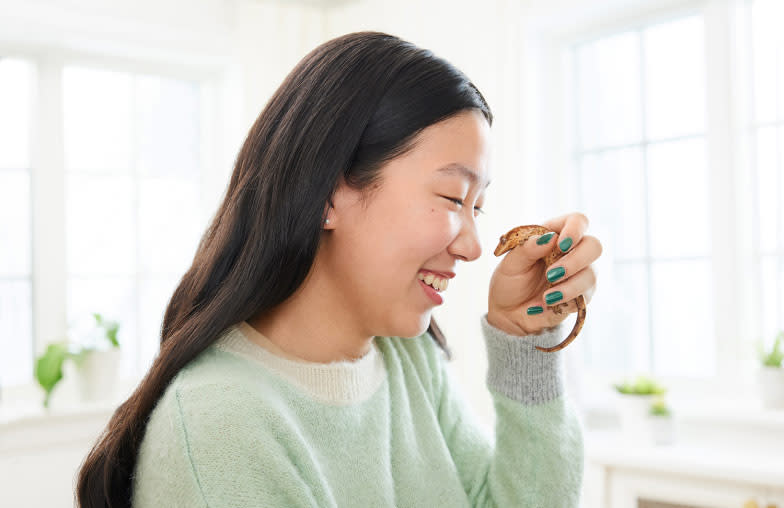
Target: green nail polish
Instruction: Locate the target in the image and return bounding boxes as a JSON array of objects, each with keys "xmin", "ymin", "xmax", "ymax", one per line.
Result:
[
  {"xmin": 546, "ymin": 266, "xmax": 565, "ymax": 283},
  {"xmin": 559, "ymin": 237, "xmax": 572, "ymax": 252},
  {"xmin": 527, "ymin": 306, "xmax": 544, "ymax": 315},
  {"xmin": 545, "ymin": 291, "xmax": 563, "ymax": 305},
  {"xmin": 537, "ymin": 232, "xmax": 555, "ymax": 245}
]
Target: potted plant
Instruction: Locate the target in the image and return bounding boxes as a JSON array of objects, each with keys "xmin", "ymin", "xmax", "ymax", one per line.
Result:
[
  {"xmin": 756, "ymin": 330, "xmax": 784, "ymax": 410},
  {"xmin": 612, "ymin": 375, "xmax": 667, "ymax": 440},
  {"xmin": 647, "ymin": 395, "xmax": 675, "ymax": 445},
  {"xmin": 34, "ymin": 313, "xmax": 122, "ymax": 408}
]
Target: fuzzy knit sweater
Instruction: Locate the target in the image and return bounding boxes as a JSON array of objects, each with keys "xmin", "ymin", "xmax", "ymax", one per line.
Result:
[{"xmin": 130, "ymin": 314, "xmax": 584, "ymax": 507}]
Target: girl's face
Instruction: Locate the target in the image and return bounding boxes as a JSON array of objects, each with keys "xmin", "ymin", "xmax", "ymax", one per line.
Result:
[{"xmin": 324, "ymin": 109, "xmax": 492, "ymax": 340}]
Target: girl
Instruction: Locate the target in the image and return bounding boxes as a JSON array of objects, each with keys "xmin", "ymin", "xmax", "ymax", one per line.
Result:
[{"xmin": 77, "ymin": 31, "xmax": 601, "ymax": 507}]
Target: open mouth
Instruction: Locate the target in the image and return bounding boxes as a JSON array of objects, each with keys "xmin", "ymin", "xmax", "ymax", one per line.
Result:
[{"xmin": 417, "ymin": 271, "xmax": 449, "ymax": 292}]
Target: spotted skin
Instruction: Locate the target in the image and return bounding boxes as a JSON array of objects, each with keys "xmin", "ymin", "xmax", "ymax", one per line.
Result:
[{"xmin": 494, "ymin": 225, "xmax": 586, "ymax": 352}]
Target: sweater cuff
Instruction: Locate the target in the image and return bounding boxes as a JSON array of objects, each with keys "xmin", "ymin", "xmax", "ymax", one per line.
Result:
[{"xmin": 480, "ymin": 313, "xmax": 565, "ymax": 405}]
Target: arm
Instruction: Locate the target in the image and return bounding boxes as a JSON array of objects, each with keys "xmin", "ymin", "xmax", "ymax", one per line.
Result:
[{"xmin": 434, "ymin": 313, "xmax": 584, "ymax": 508}]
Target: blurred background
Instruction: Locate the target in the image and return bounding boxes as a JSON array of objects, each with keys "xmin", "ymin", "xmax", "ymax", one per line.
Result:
[{"xmin": 0, "ymin": 0, "xmax": 782, "ymax": 506}]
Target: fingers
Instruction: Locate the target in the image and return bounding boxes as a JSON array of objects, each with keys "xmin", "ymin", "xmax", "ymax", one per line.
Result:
[
  {"xmin": 527, "ymin": 264, "xmax": 597, "ymax": 316},
  {"xmin": 544, "ymin": 235, "xmax": 603, "ymax": 283},
  {"xmin": 501, "ymin": 229, "xmax": 560, "ymax": 272},
  {"xmin": 537, "ymin": 266, "xmax": 596, "ymax": 314},
  {"xmin": 542, "ymin": 212, "xmax": 590, "ymax": 254}
]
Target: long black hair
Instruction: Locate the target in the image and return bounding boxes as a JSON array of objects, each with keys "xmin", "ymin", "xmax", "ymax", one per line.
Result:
[{"xmin": 75, "ymin": 30, "xmax": 493, "ymax": 507}]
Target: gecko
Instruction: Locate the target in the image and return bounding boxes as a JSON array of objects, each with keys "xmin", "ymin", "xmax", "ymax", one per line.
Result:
[{"xmin": 493, "ymin": 224, "xmax": 586, "ymax": 352}]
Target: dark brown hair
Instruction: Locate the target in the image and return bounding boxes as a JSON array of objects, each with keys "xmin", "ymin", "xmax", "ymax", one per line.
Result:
[{"xmin": 75, "ymin": 30, "xmax": 492, "ymax": 507}]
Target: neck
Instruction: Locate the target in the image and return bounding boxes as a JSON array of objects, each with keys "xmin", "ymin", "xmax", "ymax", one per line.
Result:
[{"xmin": 247, "ymin": 259, "xmax": 373, "ymax": 364}]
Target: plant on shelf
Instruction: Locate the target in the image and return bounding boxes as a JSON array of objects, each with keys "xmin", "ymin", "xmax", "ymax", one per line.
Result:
[
  {"xmin": 613, "ymin": 374, "xmax": 667, "ymax": 396},
  {"xmin": 756, "ymin": 330, "xmax": 784, "ymax": 409},
  {"xmin": 34, "ymin": 313, "xmax": 121, "ymax": 408},
  {"xmin": 757, "ymin": 330, "xmax": 783, "ymax": 368},
  {"xmin": 648, "ymin": 395, "xmax": 672, "ymax": 417}
]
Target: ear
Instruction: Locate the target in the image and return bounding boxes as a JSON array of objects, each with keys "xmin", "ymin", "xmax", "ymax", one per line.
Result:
[{"xmin": 326, "ymin": 177, "xmax": 363, "ymax": 228}]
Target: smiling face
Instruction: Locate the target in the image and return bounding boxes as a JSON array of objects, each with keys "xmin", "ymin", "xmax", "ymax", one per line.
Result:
[{"xmin": 322, "ymin": 108, "xmax": 492, "ymax": 339}]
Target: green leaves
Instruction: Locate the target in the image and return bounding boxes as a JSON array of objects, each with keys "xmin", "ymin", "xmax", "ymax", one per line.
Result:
[
  {"xmin": 613, "ymin": 375, "xmax": 667, "ymax": 395},
  {"xmin": 33, "ymin": 313, "xmax": 122, "ymax": 408},
  {"xmin": 93, "ymin": 312, "xmax": 120, "ymax": 348},
  {"xmin": 34, "ymin": 342, "xmax": 69, "ymax": 408},
  {"xmin": 757, "ymin": 331, "xmax": 783, "ymax": 368}
]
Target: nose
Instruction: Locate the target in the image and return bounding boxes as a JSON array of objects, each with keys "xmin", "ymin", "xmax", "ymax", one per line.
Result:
[{"xmin": 448, "ymin": 218, "xmax": 482, "ymax": 262}]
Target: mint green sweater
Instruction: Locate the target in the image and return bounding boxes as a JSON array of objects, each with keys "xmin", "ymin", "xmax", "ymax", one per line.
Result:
[{"xmin": 131, "ymin": 314, "xmax": 584, "ymax": 507}]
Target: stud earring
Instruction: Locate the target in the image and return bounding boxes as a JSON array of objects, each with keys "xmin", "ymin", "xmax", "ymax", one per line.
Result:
[{"xmin": 325, "ymin": 218, "xmax": 330, "ymax": 225}]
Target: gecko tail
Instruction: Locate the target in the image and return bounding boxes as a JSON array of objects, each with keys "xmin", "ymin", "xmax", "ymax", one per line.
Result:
[{"xmin": 535, "ymin": 296, "xmax": 587, "ymax": 353}]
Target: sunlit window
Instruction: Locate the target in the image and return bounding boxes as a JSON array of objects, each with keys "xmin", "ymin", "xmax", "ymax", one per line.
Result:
[
  {"xmin": 63, "ymin": 66, "xmax": 203, "ymax": 377},
  {"xmin": 573, "ymin": 15, "xmax": 711, "ymax": 377},
  {"xmin": 748, "ymin": 0, "xmax": 784, "ymax": 347},
  {"xmin": 0, "ymin": 57, "xmax": 35, "ymax": 386}
]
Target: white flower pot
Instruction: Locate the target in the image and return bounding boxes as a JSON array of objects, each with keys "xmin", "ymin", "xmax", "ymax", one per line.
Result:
[
  {"xmin": 758, "ymin": 366, "xmax": 784, "ymax": 409},
  {"xmin": 75, "ymin": 348, "xmax": 122, "ymax": 403},
  {"xmin": 647, "ymin": 415, "xmax": 676, "ymax": 445},
  {"xmin": 616, "ymin": 393, "xmax": 656, "ymax": 440}
]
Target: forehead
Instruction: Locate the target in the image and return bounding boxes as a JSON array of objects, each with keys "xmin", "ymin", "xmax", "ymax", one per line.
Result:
[
  {"xmin": 436, "ymin": 162, "xmax": 492, "ymax": 189},
  {"xmin": 413, "ymin": 111, "xmax": 492, "ymax": 186}
]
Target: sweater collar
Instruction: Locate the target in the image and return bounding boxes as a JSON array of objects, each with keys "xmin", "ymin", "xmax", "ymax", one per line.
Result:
[{"xmin": 213, "ymin": 322, "xmax": 387, "ymax": 406}]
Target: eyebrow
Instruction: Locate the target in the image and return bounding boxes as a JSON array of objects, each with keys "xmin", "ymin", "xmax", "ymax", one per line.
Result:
[{"xmin": 436, "ymin": 163, "xmax": 491, "ymax": 189}]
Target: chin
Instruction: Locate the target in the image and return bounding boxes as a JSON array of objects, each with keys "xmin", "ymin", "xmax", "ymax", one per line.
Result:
[{"xmin": 393, "ymin": 311, "xmax": 432, "ymax": 339}]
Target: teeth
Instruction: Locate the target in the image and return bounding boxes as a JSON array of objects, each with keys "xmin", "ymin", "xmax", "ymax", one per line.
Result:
[{"xmin": 417, "ymin": 272, "xmax": 449, "ymax": 292}]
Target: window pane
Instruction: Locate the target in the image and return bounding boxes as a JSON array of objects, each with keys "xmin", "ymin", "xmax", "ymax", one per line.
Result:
[
  {"xmin": 0, "ymin": 58, "xmax": 34, "ymax": 169},
  {"xmin": 652, "ymin": 259, "xmax": 715, "ymax": 377},
  {"xmin": 66, "ymin": 174, "xmax": 135, "ymax": 275},
  {"xmin": 759, "ymin": 255, "xmax": 781, "ymax": 347},
  {"xmin": 0, "ymin": 280, "xmax": 33, "ymax": 385},
  {"xmin": 757, "ymin": 126, "xmax": 780, "ymax": 253},
  {"xmin": 580, "ymin": 147, "xmax": 646, "ymax": 260},
  {"xmin": 136, "ymin": 75, "xmax": 200, "ymax": 178},
  {"xmin": 139, "ymin": 178, "xmax": 201, "ymax": 274},
  {"xmin": 67, "ymin": 276, "xmax": 136, "ymax": 377},
  {"xmin": 583, "ymin": 262, "xmax": 649, "ymax": 374},
  {"xmin": 751, "ymin": 0, "xmax": 781, "ymax": 124},
  {"xmin": 576, "ymin": 31, "xmax": 641, "ymax": 150},
  {"xmin": 644, "ymin": 16, "xmax": 706, "ymax": 139},
  {"xmin": 138, "ymin": 276, "xmax": 178, "ymax": 371},
  {"xmin": 0, "ymin": 170, "xmax": 31, "ymax": 276},
  {"xmin": 648, "ymin": 138, "xmax": 710, "ymax": 258},
  {"xmin": 63, "ymin": 66, "xmax": 132, "ymax": 173}
]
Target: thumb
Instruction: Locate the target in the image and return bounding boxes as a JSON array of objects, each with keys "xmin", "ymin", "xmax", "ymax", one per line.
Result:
[{"xmin": 500, "ymin": 231, "xmax": 558, "ymax": 271}]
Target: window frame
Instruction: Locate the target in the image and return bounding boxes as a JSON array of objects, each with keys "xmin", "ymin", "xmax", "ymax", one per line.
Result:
[
  {"xmin": 524, "ymin": 0, "xmax": 766, "ymax": 412},
  {"xmin": 0, "ymin": 43, "xmax": 235, "ymax": 405}
]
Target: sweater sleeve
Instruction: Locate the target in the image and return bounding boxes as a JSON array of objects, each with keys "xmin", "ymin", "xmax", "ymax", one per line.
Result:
[
  {"xmin": 433, "ymin": 313, "xmax": 584, "ymax": 508},
  {"xmin": 132, "ymin": 383, "xmax": 320, "ymax": 508}
]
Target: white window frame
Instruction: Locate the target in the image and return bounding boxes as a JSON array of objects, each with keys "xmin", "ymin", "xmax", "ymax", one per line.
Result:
[
  {"xmin": 523, "ymin": 0, "xmax": 767, "ymax": 414},
  {"xmin": 0, "ymin": 19, "xmax": 240, "ymax": 407}
]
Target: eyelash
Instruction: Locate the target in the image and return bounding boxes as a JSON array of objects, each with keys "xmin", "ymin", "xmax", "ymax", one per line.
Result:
[{"xmin": 444, "ymin": 197, "xmax": 486, "ymax": 215}]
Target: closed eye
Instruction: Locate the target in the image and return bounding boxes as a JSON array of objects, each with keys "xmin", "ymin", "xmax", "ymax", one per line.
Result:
[{"xmin": 443, "ymin": 196, "xmax": 486, "ymax": 215}]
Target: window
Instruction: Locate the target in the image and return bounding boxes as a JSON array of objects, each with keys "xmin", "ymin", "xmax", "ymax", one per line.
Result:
[
  {"xmin": 63, "ymin": 66, "xmax": 203, "ymax": 378},
  {"xmin": 748, "ymin": 0, "xmax": 784, "ymax": 348},
  {"xmin": 0, "ymin": 56, "xmax": 213, "ymax": 389},
  {"xmin": 547, "ymin": 0, "xmax": 784, "ymax": 400},
  {"xmin": 0, "ymin": 58, "xmax": 35, "ymax": 386},
  {"xmin": 573, "ymin": 15, "xmax": 712, "ymax": 378}
]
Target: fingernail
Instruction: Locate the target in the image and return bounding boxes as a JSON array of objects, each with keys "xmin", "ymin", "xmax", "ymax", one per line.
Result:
[
  {"xmin": 527, "ymin": 306, "xmax": 544, "ymax": 315},
  {"xmin": 537, "ymin": 232, "xmax": 555, "ymax": 245},
  {"xmin": 545, "ymin": 291, "xmax": 563, "ymax": 305},
  {"xmin": 546, "ymin": 266, "xmax": 565, "ymax": 283},
  {"xmin": 559, "ymin": 237, "xmax": 572, "ymax": 252}
]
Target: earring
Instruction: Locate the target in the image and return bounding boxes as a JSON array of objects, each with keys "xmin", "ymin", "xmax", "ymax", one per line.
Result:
[{"xmin": 325, "ymin": 218, "xmax": 330, "ymax": 225}]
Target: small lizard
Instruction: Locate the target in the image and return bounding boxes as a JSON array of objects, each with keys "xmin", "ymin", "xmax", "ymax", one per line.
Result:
[{"xmin": 493, "ymin": 225, "xmax": 586, "ymax": 352}]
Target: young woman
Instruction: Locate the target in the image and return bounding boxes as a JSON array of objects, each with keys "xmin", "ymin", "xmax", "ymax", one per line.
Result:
[{"xmin": 76, "ymin": 31, "xmax": 601, "ymax": 507}]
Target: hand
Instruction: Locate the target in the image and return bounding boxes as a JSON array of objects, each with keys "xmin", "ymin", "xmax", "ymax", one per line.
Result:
[{"xmin": 487, "ymin": 212, "xmax": 602, "ymax": 336}]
